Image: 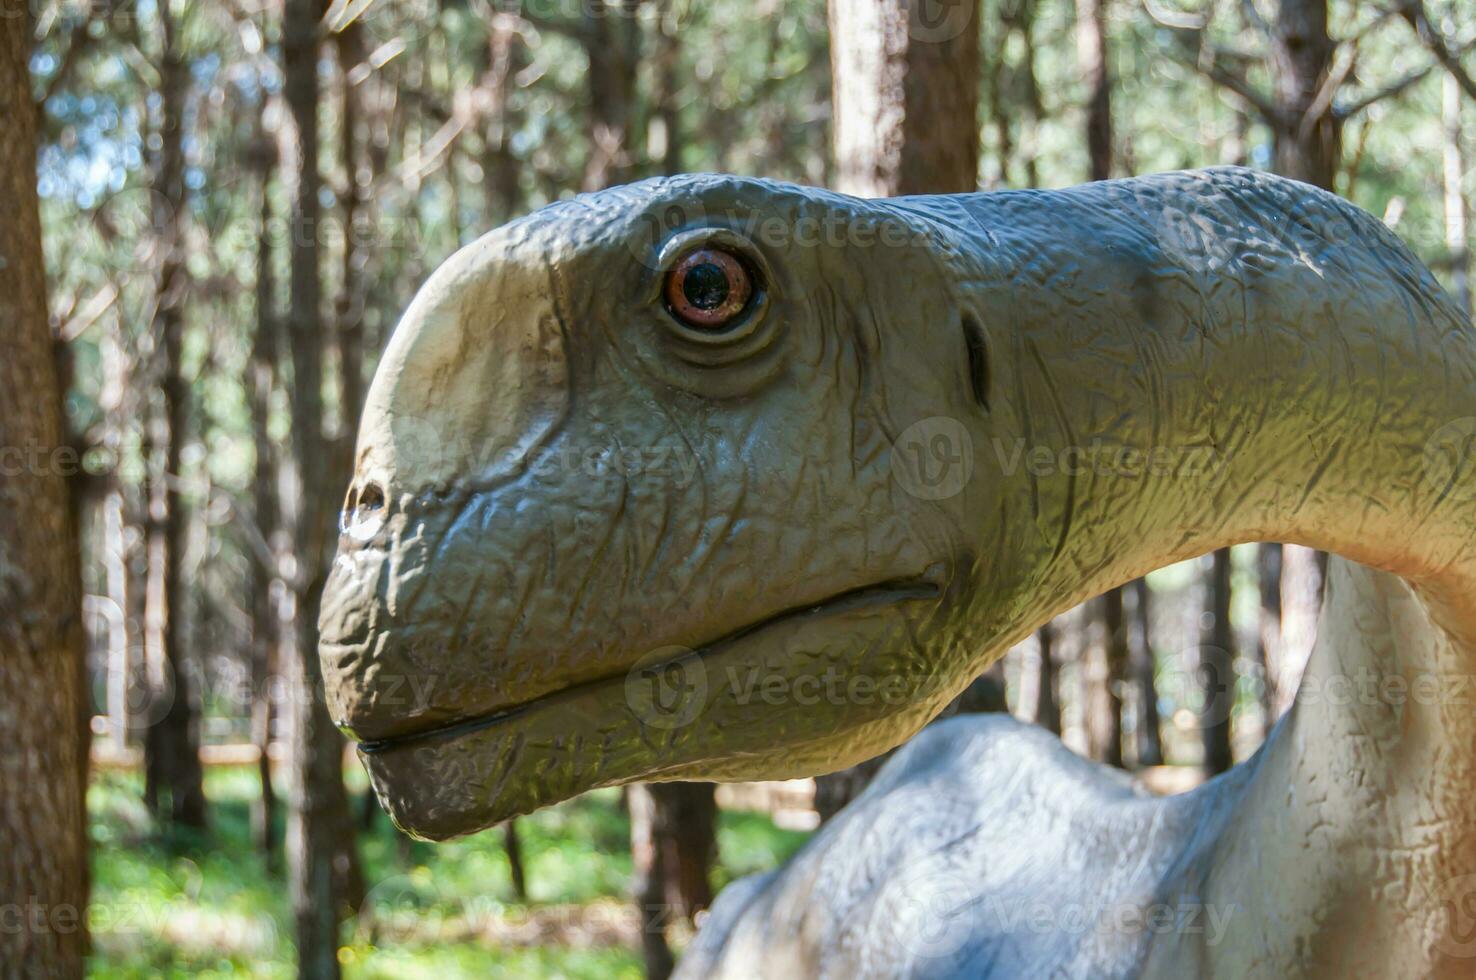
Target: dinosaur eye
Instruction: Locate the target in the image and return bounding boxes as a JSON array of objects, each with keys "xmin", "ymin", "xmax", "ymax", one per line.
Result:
[{"xmin": 664, "ymin": 248, "xmax": 753, "ymax": 330}]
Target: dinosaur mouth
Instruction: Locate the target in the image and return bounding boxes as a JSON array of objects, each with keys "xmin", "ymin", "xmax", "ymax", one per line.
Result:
[{"xmin": 354, "ymin": 575, "xmax": 942, "ymax": 758}]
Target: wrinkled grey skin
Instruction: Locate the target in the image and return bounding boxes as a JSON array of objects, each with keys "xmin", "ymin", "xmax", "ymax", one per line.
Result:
[
  {"xmin": 681, "ymin": 564, "xmax": 1476, "ymax": 978},
  {"xmin": 322, "ymin": 167, "xmax": 1476, "ymax": 975}
]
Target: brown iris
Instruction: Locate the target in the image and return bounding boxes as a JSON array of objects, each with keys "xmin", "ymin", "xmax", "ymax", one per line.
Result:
[{"xmin": 665, "ymin": 248, "xmax": 752, "ymax": 330}]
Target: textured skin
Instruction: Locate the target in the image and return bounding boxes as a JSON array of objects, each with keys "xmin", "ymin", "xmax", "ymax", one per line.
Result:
[
  {"xmin": 318, "ymin": 162, "xmax": 1476, "ymax": 977},
  {"xmin": 681, "ymin": 562, "xmax": 1476, "ymax": 977}
]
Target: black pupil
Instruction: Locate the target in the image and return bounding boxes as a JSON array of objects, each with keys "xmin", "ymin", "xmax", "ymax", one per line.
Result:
[{"xmin": 683, "ymin": 262, "xmax": 731, "ymax": 311}]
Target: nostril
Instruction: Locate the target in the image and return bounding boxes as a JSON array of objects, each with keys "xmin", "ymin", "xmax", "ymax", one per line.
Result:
[
  {"xmin": 359, "ymin": 481, "xmax": 386, "ymax": 512},
  {"xmin": 342, "ymin": 479, "xmax": 388, "ymax": 540}
]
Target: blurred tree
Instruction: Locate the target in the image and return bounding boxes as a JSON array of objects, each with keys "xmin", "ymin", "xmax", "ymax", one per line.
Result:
[
  {"xmin": 1129, "ymin": 578, "xmax": 1162, "ymax": 766},
  {"xmin": 1075, "ymin": 0, "xmax": 1112, "ymax": 180},
  {"xmin": 1443, "ymin": 70, "xmax": 1470, "ymax": 317},
  {"xmin": 282, "ymin": 0, "xmax": 363, "ymax": 974},
  {"xmin": 1034, "ymin": 622, "xmax": 1062, "ymax": 735},
  {"xmin": 1201, "ymin": 549, "xmax": 1235, "ymax": 776},
  {"xmin": 478, "ymin": 10, "xmax": 527, "ymax": 223},
  {"xmin": 523, "ymin": 0, "xmax": 647, "ymax": 190},
  {"xmin": 829, "ymin": 0, "xmax": 982, "ymax": 195},
  {"xmin": 817, "ymin": 0, "xmax": 988, "ymax": 819},
  {"xmin": 1090, "ymin": 589, "xmax": 1128, "ymax": 768},
  {"xmin": 560, "ymin": 10, "xmax": 726, "ymax": 970},
  {"xmin": 1255, "ymin": 541, "xmax": 1282, "ymax": 729},
  {"xmin": 248, "ymin": 93, "xmax": 281, "ymax": 863},
  {"xmin": 1156, "ymin": 0, "xmax": 1453, "ymax": 192},
  {"xmin": 0, "ymin": 7, "xmax": 88, "ymax": 975},
  {"xmin": 987, "ymin": 0, "xmax": 1043, "ymax": 188},
  {"xmin": 141, "ymin": 0, "xmax": 207, "ymax": 832}
]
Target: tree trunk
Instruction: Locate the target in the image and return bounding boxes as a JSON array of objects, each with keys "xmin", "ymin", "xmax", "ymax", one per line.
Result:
[
  {"xmin": 503, "ymin": 821, "xmax": 528, "ymax": 901},
  {"xmin": 143, "ymin": 0, "xmax": 207, "ymax": 832},
  {"xmin": 283, "ymin": 0, "xmax": 362, "ymax": 973},
  {"xmin": 0, "ymin": 9, "xmax": 89, "ymax": 973},
  {"xmin": 248, "ymin": 109, "xmax": 281, "ymax": 864},
  {"xmin": 100, "ymin": 490, "xmax": 129, "ymax": 749},
  {"xmin": 1444, "ymin": 70, "xmax": 1470, "ymax": 317},
  {"xmin": 1254, "ymin": 542, "xmax": 1282, "ymax": 729},
  {"xmin": 817, "ymin": 0, "xmax": 985, "ymax": 819},
  {"xmin": 479, "ymin": 14, "xmax": 525, "ymax": 222},
  {"xmin": 984, "ymin": 8, "xmax": 1013, "ymax": 187},
  {"xmin": 618, "ymin": 36, "xmax": 720, "ymax": 971},
  {"xmin": 1129, "ymin": 577, "xmax": 1163, "ymax": 766},
  {"xmin": 1200, "ymin": 548, "xmax": 1236, "ymax": 775},
  {"xmin": 1015, "ymin": 0, "xmax": 1043, "ymax": 187},
  {"xmin": 629, "ymin": 781, "xmax": 717, "ymax": 951},
  {"xmin": 829, "ymin": 0, "xmax": 982, "ymax": 196},
  {"xmin": 1074, "ymin": 0, "xmax": 1112, "ymax": 181},
  {"xmin": 648, "ymin": 0, "xmax": 683, "ymax": 177},
  {"xmin": 629, "ymin": 785, "xmax": 676, "ymax": 980},
  {"xmin": 1270, "ymin": 0, "xmax": 1338, "ymax": 189},
  {"xmin": 336, "ymin": 19, "xmax": 369, "ymax": 437},
  {"xmin": 581, "ymin": 0, "xmax": 643, "ymax": 191},
  {"xmin": 1095, "ymin": 588, "xmax": 1127, "ymax": 767},
  {"xmin": 1033, "ymin": 621, "xmax": 1061, "ymax": 734}
]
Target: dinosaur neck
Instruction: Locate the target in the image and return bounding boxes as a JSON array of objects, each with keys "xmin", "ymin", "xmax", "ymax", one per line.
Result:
[
  {"xmin": 943, "ymin": 167, "xmax": 1476, "ymax": 973},
  {"xmin": 942, "ymin": 169, "xmax": 1476, "ymax": 656}
]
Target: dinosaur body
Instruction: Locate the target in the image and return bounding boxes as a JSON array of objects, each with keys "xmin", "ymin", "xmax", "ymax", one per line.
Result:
[
  {"xmin": 681, "ymin": 561, "xmax": 1476, "ymax": 978},
  {"xmin": 320, "ymin": 167, "xmax": 1476, "ymax": 974}
]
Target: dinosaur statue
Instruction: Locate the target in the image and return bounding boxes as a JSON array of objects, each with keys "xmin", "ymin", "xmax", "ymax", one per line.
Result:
[{"xmin": 319, "ymin": 167, "xmax": 1476, "ymax": 977}]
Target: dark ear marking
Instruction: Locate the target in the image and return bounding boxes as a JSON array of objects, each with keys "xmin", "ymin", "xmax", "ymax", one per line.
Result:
[{"xmin": 962, "ymin": 313, "xmax": 990, "ymax": 412}]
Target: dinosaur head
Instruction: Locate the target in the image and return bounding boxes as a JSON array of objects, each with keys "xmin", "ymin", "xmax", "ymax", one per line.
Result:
[
  {"xmin": 319, "ymin": 175, "xmax": 1018, "ymax": 839},
  {"xmin": 321, "ymin": 167, "xmax": 1476, "ymax": 840}
]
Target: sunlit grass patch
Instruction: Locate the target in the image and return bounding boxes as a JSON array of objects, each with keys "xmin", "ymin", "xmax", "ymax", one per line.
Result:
[{"xmin": 86, "ymin": 762, "xmax": 810, "ymax": 976}]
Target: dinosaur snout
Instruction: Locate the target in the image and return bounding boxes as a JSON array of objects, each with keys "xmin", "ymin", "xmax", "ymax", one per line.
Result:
[
  {"xmin": 321, "ymin": 228, "xmax": 579, "ymax": 747},
  {"xmin": 350, "ymin": 232, "xmax": 570, "ymax": 503}
]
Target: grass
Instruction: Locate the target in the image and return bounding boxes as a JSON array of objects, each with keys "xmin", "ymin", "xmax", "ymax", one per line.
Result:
[{"xmin": 86, "ymin": 764, "xmax": 810, "ymax": 978}]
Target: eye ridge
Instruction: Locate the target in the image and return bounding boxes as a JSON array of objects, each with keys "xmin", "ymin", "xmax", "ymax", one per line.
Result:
[{"xmin": 665, "ymin": 247, "xmax": 754, "ymax": 330}]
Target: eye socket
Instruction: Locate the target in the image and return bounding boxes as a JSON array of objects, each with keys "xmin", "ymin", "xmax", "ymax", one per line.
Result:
[{"xmin": 664, "ymin": 248, "xmax": 753, "ymax": 330}]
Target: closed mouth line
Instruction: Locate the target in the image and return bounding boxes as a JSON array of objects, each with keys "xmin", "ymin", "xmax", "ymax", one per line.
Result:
[{"xmin": 355, "ymin": 575, "xmax": 941, "ymax": 756}]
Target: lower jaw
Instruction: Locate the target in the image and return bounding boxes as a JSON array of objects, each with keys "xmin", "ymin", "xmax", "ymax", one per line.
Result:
[{"xmin": 358, "ymin": 590, "xmax": 945, "ymax": 840}]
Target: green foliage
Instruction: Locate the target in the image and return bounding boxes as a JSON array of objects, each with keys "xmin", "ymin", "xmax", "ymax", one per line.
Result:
[{"xmin": 88, "ymin": 766, "xmax": 809, "ymax": 976}]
